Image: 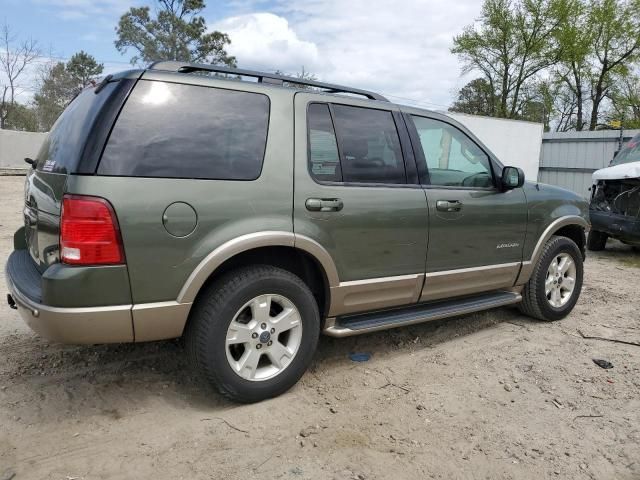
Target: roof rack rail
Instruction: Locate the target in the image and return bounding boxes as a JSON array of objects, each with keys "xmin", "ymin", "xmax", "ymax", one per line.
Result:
[{"xmin": 147, "ymin": 61, "xmax": 388, "ymax": 102}]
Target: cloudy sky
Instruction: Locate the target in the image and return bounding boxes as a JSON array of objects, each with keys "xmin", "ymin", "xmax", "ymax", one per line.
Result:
[{"xmin": 2, "ymin": 0, "xmax": 482, "ymax": 108}]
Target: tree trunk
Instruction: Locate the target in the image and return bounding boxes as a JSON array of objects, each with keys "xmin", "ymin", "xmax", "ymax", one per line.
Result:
[{"xmin": 573, "ymin": 64, "xmax": 584, "ymax": 131}]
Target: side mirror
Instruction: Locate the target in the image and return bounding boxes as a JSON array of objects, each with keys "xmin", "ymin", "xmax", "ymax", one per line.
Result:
[{"xmin": 501, "ymin": 166, "xmax": 525, "ymax": 190}]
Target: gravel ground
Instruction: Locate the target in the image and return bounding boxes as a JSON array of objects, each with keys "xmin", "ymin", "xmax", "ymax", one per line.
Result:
[{"xmin": 0, "ymin": 175, "xmax": 639, "ymax": 480}]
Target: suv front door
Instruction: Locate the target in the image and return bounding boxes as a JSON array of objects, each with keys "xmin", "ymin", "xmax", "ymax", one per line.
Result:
[
  {"xmin": 294, "ymin": 93, "xmax": 428, "ymax": 317},
  {"xmin": 404, "ymin": 111, "xmax": 528, "ymax": 301}
]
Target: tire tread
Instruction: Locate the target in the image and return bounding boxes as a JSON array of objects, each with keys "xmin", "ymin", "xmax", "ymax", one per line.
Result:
[{"xmin": 185, "ymin": 265, "xmax": 318, "ymax": 403}]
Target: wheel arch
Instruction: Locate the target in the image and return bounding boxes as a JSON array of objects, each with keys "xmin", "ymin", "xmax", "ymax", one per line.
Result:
[
  {"xmin": 516, "ymin": 215, "xmax": 588, "ymax": 285},
  {"xmin": 177, "ymin": 231, "xmax": 338, "ymax": 320}
]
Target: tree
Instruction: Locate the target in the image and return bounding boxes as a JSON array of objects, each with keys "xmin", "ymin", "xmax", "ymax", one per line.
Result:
[
  {"xmin": 607, "ymin": 74, "xmax": 640, "ymax": 129},
  {"xmin": 450, "ymin": 78, "xmax": 496, "ymax": 116},
  {"xmin": 0, "ymin": 23, "xmax": 39, "ymax": 129},
  {"xmin": 115, "ymin": 0, "xmax": 236, "ymax": 66},
  {"xmin": 451, "ymin": 0, "xmax": 571, "ymax": 119},
  {"xmin": 33, "ymin": 62, "xmax": 78, "ymax": 131},
  {"xmin": 274, "ymin": 66, "xmax": 318, "ymax": 89},
  {"xmin": 586, "ymin": 0, "xmax": 640, "ymax": 130},
  {"xmin": 32, "ymin": 51, "xmax": 104, "ymax": 131},
  {"xmin": 552, "ymin": 0, "xmax": 592, "ymax": 130},
  {"xmin": 552, "ymin": 0, "xmax": 640, "ymax": 130},
  {"xmin": 66, "ymin": 50, "xmax": 103, "ymax": 87},
  {"xmin": 4, "ymin": 103, "xmax": 38, "ymax": 131}
]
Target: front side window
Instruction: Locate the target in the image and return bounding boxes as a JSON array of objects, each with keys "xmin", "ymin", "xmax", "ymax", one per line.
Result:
[
  {"xmin": 99, "ymin": 80, "xmax": 270, "ymax": 180},
  {"xmin": 307, "ymin": 103, "xmax": 406, "ymax": 185},
  {"xmin": 411, "ymin": 116, "xmax": 494, "ymax": 188}
]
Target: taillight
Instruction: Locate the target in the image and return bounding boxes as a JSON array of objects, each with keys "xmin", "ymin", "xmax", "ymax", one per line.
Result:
[{"xmin": 60, "ymin": 195, "xmax": 124, "ymax": 265}]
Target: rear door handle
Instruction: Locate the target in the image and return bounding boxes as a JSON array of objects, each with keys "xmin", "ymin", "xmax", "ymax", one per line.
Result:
[
  {"xmin": 305, "ymin": 198, "xmax": 344, "ymax": 212},
  {"xmin": 436, "ymin": 200, "xmax": 463, "ymax": 212}
]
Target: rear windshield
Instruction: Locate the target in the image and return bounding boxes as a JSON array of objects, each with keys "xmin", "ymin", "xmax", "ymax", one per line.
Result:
[
  {"xmin": 98, "ymin": 80, "xmax": 270, "ymax": 180},
  {"xmin": 36, "ymin": 82, "xmax": 119, "ymax": 174},
  {"xmin": 611, "ymin": 133, "xmax": 640, "ymax": 166}
]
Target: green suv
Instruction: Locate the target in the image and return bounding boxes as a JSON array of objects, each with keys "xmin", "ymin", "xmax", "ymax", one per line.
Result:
[{"xmin": 5, "ymin": 62, "xmax": 589, "ymax": 402}]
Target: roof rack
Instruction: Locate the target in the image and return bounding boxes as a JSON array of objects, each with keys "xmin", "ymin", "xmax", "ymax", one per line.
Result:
[{"xmin": 147, "ymin": 61, "xmax": 388, "ymax": 102}]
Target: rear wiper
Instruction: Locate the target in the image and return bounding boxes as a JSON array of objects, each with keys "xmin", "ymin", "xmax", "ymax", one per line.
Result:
[{"xmin": 94, "ymin": 74, "xmax": 114, "ymax": 94}]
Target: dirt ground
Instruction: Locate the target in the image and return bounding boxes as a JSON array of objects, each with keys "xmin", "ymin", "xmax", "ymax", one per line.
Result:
[{"xmin": 0, "ymin": 175, "xmax": 639, "ymax": 480}]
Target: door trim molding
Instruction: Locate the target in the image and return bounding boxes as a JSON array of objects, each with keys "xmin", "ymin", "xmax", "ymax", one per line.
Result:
[
  {"xmin": 421, "ymin": 262, "xmax": 521, "ymax": 302},
  {"xmin": 329, "ymin": 273, "xmax": 424, "ymax": 317}
]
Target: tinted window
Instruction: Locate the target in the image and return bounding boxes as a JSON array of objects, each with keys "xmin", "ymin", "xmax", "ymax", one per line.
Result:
[
  {"xmin": 332, "ymin": 105, "xmax": 405, "ymax": 184},
  {"xmin": 99, "ymin": 80, "xmax": 270, "ymax": 180},
  {"xmin": 308, "ymin": 103, "xmax": 342, "ymax": 182},
  {"xmin": 411, "ymin": 116, "xmax": 493, "ymax": 188},
  {"xmin": 36, "ymin": 82, "xmax": 119, "ymax": 174}
]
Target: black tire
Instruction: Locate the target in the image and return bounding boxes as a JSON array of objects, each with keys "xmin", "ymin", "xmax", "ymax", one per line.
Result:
[
  {"xmin": 518, "ymin": 236, "xmax": 584, "ymax": 321},
  {"xmin": 185, "ymin": 265, "xmax": 320, "ymax": 403},
  {"xmin": 587, "ymin": 230, "xmax": 608, "ymax": 251}
]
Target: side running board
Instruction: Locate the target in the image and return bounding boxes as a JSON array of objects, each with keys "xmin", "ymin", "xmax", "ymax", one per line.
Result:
[{"xmin": 323, "ymin": 290, "xmax": 522, "ymax": 337}]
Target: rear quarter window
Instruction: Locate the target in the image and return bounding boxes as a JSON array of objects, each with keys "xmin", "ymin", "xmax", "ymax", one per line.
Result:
[{"xmin": 98, "ymin": 80, "xmax": 270, "ymax": 180}]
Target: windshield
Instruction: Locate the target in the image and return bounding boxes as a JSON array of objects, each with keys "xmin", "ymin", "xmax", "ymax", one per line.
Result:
[{"xmin": 611, "ymin": 133, "xmax": 640, "ymax": 166}]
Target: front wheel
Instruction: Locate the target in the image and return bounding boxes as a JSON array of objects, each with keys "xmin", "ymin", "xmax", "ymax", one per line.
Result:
[
  {"xmin": 185, "ymin": 265, "xmax": 320, "ymax": 403},
  {"xmin": 518, "ymin": 236, "xmax": 584, "ymax": 321}
]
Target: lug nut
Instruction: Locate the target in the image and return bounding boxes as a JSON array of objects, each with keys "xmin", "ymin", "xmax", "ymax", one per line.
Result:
[
  {"xmin": 267, "ymin": 340, "xmax": 273, "ymax": 346},
  {"xmin": 261, "ymin": 323, "xmax": 267, "ymax": 329},
  {"xmin": 252, "ymin": 332, "xmax": 258, "ymax": 339},
  {"xmin": 270, "ymin": 328, "xmax": 275, "ymax": 334},
  {"xmin": 256, "ymin": 344, "xmax": 262, "ymax": 349}
]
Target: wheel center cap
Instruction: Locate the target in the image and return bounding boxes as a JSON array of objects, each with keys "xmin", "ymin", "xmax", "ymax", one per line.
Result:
[{"xmin": 259, "ymin": 331, "xmax": 271, "ymax": 343}]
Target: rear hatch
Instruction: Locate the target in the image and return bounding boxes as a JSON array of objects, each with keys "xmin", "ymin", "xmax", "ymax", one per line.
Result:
[{"xmin": 23, "ymin": 73, "xmax": 140, "ymax": 272}]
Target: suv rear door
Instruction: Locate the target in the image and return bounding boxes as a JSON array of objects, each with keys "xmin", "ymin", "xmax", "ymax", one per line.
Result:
[
  {"xmin": 404, "ymin": 111, "xmax": 528, "ymax": 301},
  {"xmin": 293, "ymin": 93, "xmax": 428, "ymax": 317}
]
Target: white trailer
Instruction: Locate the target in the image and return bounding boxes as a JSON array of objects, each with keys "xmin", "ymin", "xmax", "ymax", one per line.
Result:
[{"xmin": 448, "ymin": 113, "xmax": 543, "ymax": 181}]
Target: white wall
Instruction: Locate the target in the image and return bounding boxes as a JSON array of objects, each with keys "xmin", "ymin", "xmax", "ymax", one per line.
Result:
[
  {"xmin": 0, "ymin": 129, "xmax": 47, "ymax": 170},
  {"xmin": 448, "ymin": 113, "xmax": 543, "ymax": 181}
]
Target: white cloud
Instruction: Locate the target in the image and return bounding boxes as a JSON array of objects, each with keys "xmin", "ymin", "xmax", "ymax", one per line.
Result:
[
  {"xmin": 215, "ymin": 1, "xmax": 482, "ymax": 109},
  {"xmin": 213, "ymin": 13, "xmax": 321, "ymax": 74},
  {"xmin": 32, "ymin": 0, "xmax": 133, "ymax": 21}
]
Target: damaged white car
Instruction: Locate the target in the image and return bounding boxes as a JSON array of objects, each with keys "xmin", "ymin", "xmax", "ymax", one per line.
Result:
[{"xmin": 588, "ymin": 132, "xmax": 640, "ymax": 250}]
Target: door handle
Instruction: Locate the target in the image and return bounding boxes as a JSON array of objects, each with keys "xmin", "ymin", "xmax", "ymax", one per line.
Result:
[
  {"xmin": 436, "ymin": 200, "xmax": 463, "ymax": 212},
  {"xmin": 305, "ymin": 198, "xmax": 344, "ymax": 212}
]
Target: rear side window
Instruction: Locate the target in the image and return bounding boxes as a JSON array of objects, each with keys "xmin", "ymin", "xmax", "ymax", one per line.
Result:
[
  {"xmin": 308, "ymin": 103, "xmax": 342, "ymax": 182},
  {"xmin": 99, "ymin": 80, "xmax": 270, "ymax": 180},
  {"xmin": 36, "ymin": 82, "xmax": 119, "ymax": 174},
  {"xmin": 307, "ymin": 103, "xmax": 406, "ymax": 184}
]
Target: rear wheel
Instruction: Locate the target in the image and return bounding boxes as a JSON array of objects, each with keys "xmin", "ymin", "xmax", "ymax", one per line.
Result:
[
  {"xmin": 518, "ymin": 236, "xmax": 583, "ymax": 321},
  {"xmin": 186, "ymin": 265, "xmax": 320, "ymax": 403},
  {"xmin": 587, "ymin": 230, "xmax": 608, "ymax": 251}
]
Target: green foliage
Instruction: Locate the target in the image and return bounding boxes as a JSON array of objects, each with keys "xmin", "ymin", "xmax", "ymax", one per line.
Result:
[
  {"xmin": 115, "ymin": 0, "xmax": 236, "ymax": 66},
  {"xmin": 33, "ymin": 62, "xmax": 78, "ymax": 131},
  {"xmin": 607, "ymin": 75, "xmax": 640, "ymax": 129},
  {"xmin": 451, "ymin": 0, "xmax": 571, "ymax": 119},
  {"xmin": 450, "ymin": 78, "xmax": 496, "ymax": 116},
  {"xmin": 3, "ymin": 103, "xmax": 38, "ymax": 131},
  {"xmin": 452, "ymin": 0, "xmax": 640, "ymax": 131},
  {"xmin": 66, "ymin": 50, "xmax": 104, "ymax": 87},
  {"xmin": 32, "ymin": 51, "xmax": 104, "ymax": 131}
]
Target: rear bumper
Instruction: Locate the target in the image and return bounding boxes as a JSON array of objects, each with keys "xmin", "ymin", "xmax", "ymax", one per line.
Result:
[
  {"xmin": 590, "ymin": 210, "xmax": 640, "ymax": 244},
  {"xmin": 5, "ymin": 250, "xmax": 134, "ymax": 344}
]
